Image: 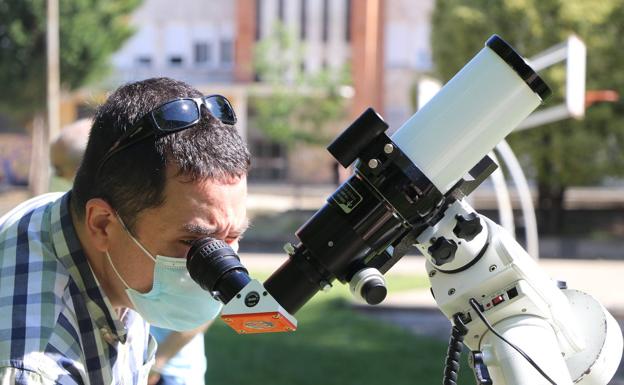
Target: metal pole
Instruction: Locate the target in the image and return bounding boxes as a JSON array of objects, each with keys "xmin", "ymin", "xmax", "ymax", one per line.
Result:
[
  {"xmin": 41, "ymin": 0, "xmax": 60, "ymax": 193},
  {"xmin": 496, "ymin": 140, "xmax": 540, "ymax": 259},
  {"xmin": 47, "ymin": 0, "xmax": 60, "ymax": 141},
  {"xmin": 488, "ymin": 151, "xmax": 515, "ymax": 236}
]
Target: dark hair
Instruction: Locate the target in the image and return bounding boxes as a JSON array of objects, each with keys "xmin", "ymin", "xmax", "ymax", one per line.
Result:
[{"xmin": 72, "ymin": 77, "xmax": 251, "ymax": 231}]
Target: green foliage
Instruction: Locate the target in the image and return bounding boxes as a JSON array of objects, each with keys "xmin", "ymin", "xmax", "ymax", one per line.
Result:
[
  {"xmin": 431, "ymin": 0, "xmax": 624, "ymax": 229},
  {"xmin": 251, "ymin": 22, "xmax": 350, "ymax": 147},
  {"xmin": 0, "ymin": 0, "xmax": 141, "ymax": 122}
]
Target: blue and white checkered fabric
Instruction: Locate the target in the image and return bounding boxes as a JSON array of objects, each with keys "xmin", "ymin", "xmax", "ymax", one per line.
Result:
[{"xmin": 0, "ymin": 192, "xmax": 156, "ymax": 384}]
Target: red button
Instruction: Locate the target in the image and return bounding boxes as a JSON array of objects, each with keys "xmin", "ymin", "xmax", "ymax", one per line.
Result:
[{"xmin": 492, "ymin": 295, "xmax": 505, "ymax": 306}]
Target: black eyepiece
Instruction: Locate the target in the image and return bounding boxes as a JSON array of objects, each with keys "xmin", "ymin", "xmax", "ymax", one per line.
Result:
[{"xmin": 186, "ymin": 237, "xmax": 251, "ymax": 304}]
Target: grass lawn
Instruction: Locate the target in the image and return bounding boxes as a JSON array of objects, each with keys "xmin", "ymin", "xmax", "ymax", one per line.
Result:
[
  {"xmin": 384, "ymin": 273, "xmax": 429, "ymax": 293},
  {"xmin": 204, "ymin": 273, "xmax": 473, "ymax": 385}
]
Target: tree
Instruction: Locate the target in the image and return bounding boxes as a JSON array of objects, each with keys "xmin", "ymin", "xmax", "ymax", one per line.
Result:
[
  {"xmin": 251, "ymin": 22, "xmax": 350, "ymax": 152},
  {"xmin": 431, "ymin": 0, "xmax": 624, "ymax": 234},
  {"xmin": 0, "ymin": 0, "xmax": 141, "ymax": 122}
]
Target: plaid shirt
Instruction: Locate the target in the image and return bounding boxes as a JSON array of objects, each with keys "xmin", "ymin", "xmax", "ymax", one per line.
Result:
[{"xmin": 0, "ymin": 192, "xmax": 156, "ymax": 385}]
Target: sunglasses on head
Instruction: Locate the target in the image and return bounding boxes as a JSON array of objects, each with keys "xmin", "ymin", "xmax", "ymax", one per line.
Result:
[{"xmin": 95, "ymin": 94, "xmax": 236, "ymax": 177}]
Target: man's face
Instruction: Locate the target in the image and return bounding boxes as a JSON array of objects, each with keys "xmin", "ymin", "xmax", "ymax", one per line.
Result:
[{"xmin": 107, "ymin": 169, "xmax": 248, "ymax": 296}]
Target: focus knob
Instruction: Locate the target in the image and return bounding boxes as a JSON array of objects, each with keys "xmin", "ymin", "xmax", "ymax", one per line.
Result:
[
  {"xmin": 349, "ymin": 268, "xmax": 387, "ymax": 305},
  {"xmin": 428, "ymin": 237, "xmax": 457, "ymax": 266},
  {"xmin": 453, "ymin": 213, "xmax": 483, "ymax": 241},
  {"xmin": 361, "ymin": 278, "xmax": 387, "ymax": 305}
]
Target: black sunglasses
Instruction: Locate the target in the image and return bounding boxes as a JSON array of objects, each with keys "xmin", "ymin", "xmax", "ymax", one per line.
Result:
[{"xmin": 95, "ymin": 94, "xmax": 236, "ymax": 177}]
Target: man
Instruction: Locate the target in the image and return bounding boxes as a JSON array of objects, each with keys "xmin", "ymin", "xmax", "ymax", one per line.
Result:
[
  {"xmin": 50, "ymin": 119, "xmax": 208, "ymax": 385},
  {"xmin": 0, "ymin": 77, "xmax": 250, "ymax": 384},
  {"xmin": 50, "ymin": 117, "xmax": 214, "ymax": 385}
]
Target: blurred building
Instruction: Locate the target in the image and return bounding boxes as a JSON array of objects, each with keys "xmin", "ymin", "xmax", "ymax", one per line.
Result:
[
  {"xmin": 236, "ymin": 0, "xmax": 356, "ymax": 182},
  {"xmin": 383, "ymin": 0, "xmax": 434, "ymax": 129},
  {"xmin": 110, "ymin": 0, "xmax": 237, "ymax": 85},
  {"xmin": 91, "ymin": 0, "xmax": 435, "ymax": 183}
]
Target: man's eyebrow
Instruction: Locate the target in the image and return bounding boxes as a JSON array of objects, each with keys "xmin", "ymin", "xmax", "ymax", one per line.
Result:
[
  {"xmin": 181, "ymin": 218, "xmax": 251, "ymax": 236},
  {"xmin": 181, "ymin": 223, "xmax": 216, "ymax": 236}
]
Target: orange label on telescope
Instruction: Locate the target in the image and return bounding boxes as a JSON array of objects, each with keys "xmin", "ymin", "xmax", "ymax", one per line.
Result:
[{"xmin": 221, "ymin": 311, "xmax": 297, "ymax": 334}]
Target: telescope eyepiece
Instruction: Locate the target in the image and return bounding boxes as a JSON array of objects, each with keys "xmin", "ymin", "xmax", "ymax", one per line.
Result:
[{"xmin": 186, "ymin": 237, "xmax": 251, "ymax": 304}]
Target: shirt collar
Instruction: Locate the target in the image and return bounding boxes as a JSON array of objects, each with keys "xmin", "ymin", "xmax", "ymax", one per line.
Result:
[{"xmin": 51, "ymin": 192, "xmax": 128, "ymax": 343}]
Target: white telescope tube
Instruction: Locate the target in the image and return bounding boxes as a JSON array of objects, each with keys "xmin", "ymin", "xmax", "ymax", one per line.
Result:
[{"xmin": 391, "ymin": 35, "xmax": 550, "ymax": 193}]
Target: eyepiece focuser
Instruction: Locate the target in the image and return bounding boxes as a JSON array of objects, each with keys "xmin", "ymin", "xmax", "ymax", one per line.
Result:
[{"xmin": 187, "ymin": 238, "xmax": 298, "ymax": 334}]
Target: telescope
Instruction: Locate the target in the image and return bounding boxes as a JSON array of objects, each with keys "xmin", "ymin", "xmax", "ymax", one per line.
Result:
[{"xmin": 186, "ymin": 35, "xmax": 623, "ymax": 385}]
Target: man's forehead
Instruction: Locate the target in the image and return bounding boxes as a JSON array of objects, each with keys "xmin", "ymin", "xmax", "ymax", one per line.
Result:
[{"xmin": 151, "ymin": 170, "xmax": 247, "ymax": 231}]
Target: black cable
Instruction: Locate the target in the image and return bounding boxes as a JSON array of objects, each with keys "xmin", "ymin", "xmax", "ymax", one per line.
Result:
[
  {"xmin": 468, "ymin": 298, "xmax": 558, "ymax": 385},
  {"xmin": 443, "ymin": 314, "xmax": 468, "ymax": 385}
]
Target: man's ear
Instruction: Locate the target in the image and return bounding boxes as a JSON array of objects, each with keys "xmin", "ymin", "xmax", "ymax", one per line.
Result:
[{"xmin": 84, "ymin": 198, "xmax": 117, "ymax": 253}]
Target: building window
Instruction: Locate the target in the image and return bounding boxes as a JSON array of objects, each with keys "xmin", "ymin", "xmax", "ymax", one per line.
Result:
[
  {"xmin": 249, "ymin": 138, "xmax": 288, "ymax": 181},
  {"xmin": 168, "ymin": 56, "xmax": 184, "ymax": 66},
  {"xmin": 345, "ymin": 0, "xmax": 351, "ymax": 42},
  {"xmin": 220, "ymin": 40, "xmax": 233, "ymax": 66},
  {"xmin": 300, "ymin": 0, "xmax": 307, "ymax": 40},
  {"xmin": 255, "ymin": 0, "xmax": 262, "ymax": 41},
  {"xmin": 416, "ymin": 49, "xmax": 433, "ymax": 71},
  {"xmin": 278, "ymin": 0, "xmax": 285, "ymax": 22},
  {"xmin": 136, "ymin": 56, "xmax": 152, "ymax": 67},
  {"xmin": 322, "ymin": 0, "xmax": 329, "ymax": 42},
  {"xmin": 194, "ymin": 42, "xmax": 211, "ymax": 65}
]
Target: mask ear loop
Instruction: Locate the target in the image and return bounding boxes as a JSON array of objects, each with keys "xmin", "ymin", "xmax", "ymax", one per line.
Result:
[
  {"xmin": 114, "ymin": 212, "xmax": 157, "ymax": 263},
  {"xmin": 106, "ymin": 250, "xmax": 133, "ymax": 290}
]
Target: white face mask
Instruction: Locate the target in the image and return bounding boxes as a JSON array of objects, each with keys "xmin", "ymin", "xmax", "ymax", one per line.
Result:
[{"xmin": 106, "ymin": 215, "xmax": 222, "ymax": 331}]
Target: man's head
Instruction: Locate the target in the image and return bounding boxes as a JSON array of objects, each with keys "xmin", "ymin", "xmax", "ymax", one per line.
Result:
[
  {"xmin": 73, "ymin": 77, "xmax": 250, "ymax": 231},
  {"xmin": 71, "ymin": 77, "xmax": 250, "ymax": 311}
]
